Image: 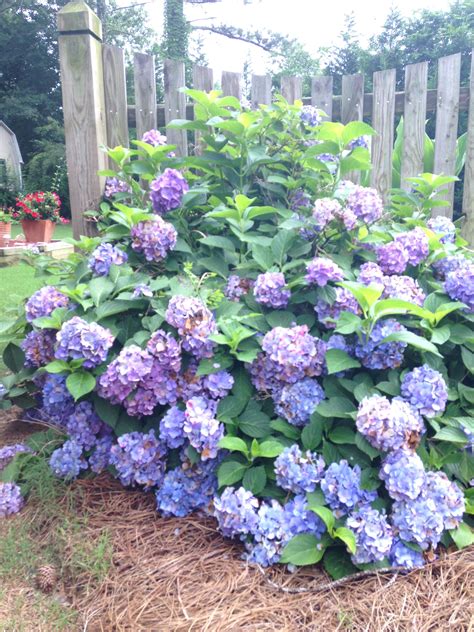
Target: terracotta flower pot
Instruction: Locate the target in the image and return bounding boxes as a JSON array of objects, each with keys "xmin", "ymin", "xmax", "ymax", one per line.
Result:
[
  {"xmin": 0, "ymin": 221, "xmax": 11, "ymax": 246},
  {"xmin": 21, "ymin": 219, "xmax": 55, "ymax": 243}
]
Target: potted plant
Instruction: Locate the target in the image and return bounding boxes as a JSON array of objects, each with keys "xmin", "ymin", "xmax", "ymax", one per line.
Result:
[
  {"xmin": 0, "ymin": 208, "xmax": 12, "ymax": 246},
  {"xmin": 12, "ymin": 191, "xmax": 65, "ymax": 243}
]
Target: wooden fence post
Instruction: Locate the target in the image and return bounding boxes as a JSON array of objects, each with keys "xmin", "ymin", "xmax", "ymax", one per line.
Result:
[
  {"xmin": 222, "ymin": 71, "xmax": 242, "ymax": 99},
  {"xmin": 251, "ymin": 74, "xmax": 272, "ymax": 108},
  {"xmin": 462, "ymin": 50, "xmax": 474, "ymax": 245},
  {"xmin": 57, "ymin": 1, "xmax": 108, "ymax": 239},
  {"xmin": 371, "ymin": 69, "xmax": 396, "ymax": 202},
  {"xmin": 341, "ymin": 74, "xmax": 364, "ymax": 183},
  {"xmin": 400, "ymin": 62, "xmax": 428, "ymax": 190},
  {"xmin": 281, "ymin": 76, "xmax": 302, "ymax": 104},
  {"xmin": 102, "ymin": 44, "xmax": 129, "ymax": 168},
  {"xmin": 164, "ymin": 59, "xmax": 187, "ymax": 156},
  {"xmin": 192, "ymin": 65, "xmax": 213, "ymax": 153},
  {"xmin": 311, "ymin": 76, "xmax": 333, "ymax": 120},
  {"xmin": 134, "ymin": 53, "xmax": 157, "ymax": 140}
]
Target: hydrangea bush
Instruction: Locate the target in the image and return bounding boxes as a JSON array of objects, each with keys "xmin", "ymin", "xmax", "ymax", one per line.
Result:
[{"xmin": 1, "ymin": 93, "xmax": 473, "ymax": 578}]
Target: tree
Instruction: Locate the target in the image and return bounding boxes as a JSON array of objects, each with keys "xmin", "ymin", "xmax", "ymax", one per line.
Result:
[{"xmin": 324, "ymin": 13, "xmax": 362, "ymax": 92}]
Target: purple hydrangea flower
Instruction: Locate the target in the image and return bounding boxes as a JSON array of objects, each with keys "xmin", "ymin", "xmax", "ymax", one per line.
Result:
[
  {"xmin": 213, "ymin": 486, "xmax": 260, "ymax": 538},
  {"xmin": 25, "ymin": 286, "xmax": 69, "ymax": 323},
  {"xmin": 356, "ymin": 395, "xmax": 424, "ymax": 452},
  {"xmin": 142, "ymin": 128, "xmax": 168, "ymax": 146},
  {"xmin": 444, "ymin": 260, "xmax": 474, "ymax": 312},
  {"xmin": 346, "ymin": 186, "xmax": 383, "ymax": 224},
  {"xmin": 159, "ymin": 406, "xmax": 186, "ymax": 449},
  {"xmin": 427, "ymin": 216, "xmax": 456, "ymax": 244},
  {"xmin": 327, "ymin": 333, "xmax": 353, "ymax": 354},
  {"xmin": 321, "ymin": 460, "xmax": 377, "ymax": 518},
  {"xmin": 245, "ymin": 500, "xmax": 286, "ymax": 566},
  {"xmin": 432, "ymin": 255, "xmax": 467, "ymax": 280},
  {"xmin": 312, "ymin": 198, "xmax": 342, "ymax": 230},
  {"xmin": 55, "ymin": 316, "xmax": 114, "ymax": 368},
  {"xmin": 88, "ymin": 433, "xmax": 114, "ymax": 474},
  {"xmin": 109, "ymin": 429, "xmax": 167, "ymax": 489},
  {"xmin": 305, "ymin": 257, "xmax": 344, "ymax": 287},
  {"xmin": 203, "ymin": 371, "xmax": 234, "ymax": 399},
  {"xmin": 346, "ymin": 507, "xmax": 393, "ymax": 565},
  {"xmin": 348, "ymin": 136, "xmax": 369, "ymax": 150},
  {"xmin": 49, "ymin": 439, "xmax": 87, "ymax": 480},
  {"xmin": 382, "ymin": 275, "xmax": 426, "ymax": 306},
  {"xmin": 165, "ymin": 295, "xmax": 217, "ymax": 359},
  {"xmin": 42, "ymin": 374, "xmax": 75, "ymax": 426},
  {"xmin": 149, "ymin": 168, "xmax": 189, "ymax": 214},
  {"xmin": 300, "ymin": 105, "xmax": 321, "ymax": 127},
  {"xmin": 130, "ymin": 216, "xmax": 177, "ymax": 262},
  {"xmin": 22, "ymin": 329, "xmax": 56, "ymax": 367},
  {"xmin": 354, "ymin": 318, "xmax": 407, "ymax": 370},
  {"xmin": 97, "ymin": 345, "xmax": 154, "ymax": 405},
  {"xmin": 177, "ymin": 359, "xmax": 207, "ymax": 401},
  {"xmin": 65, "ymin": 401, "xmax": 103, "ymax": 450},
  {"xmin": 380, "ymin": 450, "xmax": 426, "ymax": 501},
  {"xmin": 104, "ymin": 177, "xmax": 131, "ymax": 198},
  {"xmin": 389, "ymin": 539, "xmax": 425, "ymax": 569},
  {"xmin": 254, "ymin": 272, "xmax": 291, "ymax": 309},
  {"xmin": 184, "ymin": 396, "xmax": 224, "ymax": 460},
  {"xmin": 274, "ymin": 377, "xmax": 325, "ymax": 426},
  {"xmin": 0, "ymin": 443, "xmax": 33, "ymax": 470},
  {"xmin": 395, "ymin": 228, "xmax": 429, "ymax": 266},
  {"xmin": 146, "ymin": 329, "xmax": 181, "ymax": 372},
  {"xmin": 0, "ymin": 482, "xmax": 24, "ymax": 517},
  {"xmin": 377, "ymin": 241, "xmax": 409, "ymax": 275},
  {"xmin": 274, "ymin": 444, "xmax": 325, "ymax": 493},
  {"xmin": 289, "ymin": 188, "xmax": 312, "ymax": 211},
  {"xmin": 315, "ymin": 287, "xmax": 361, "ymax": 329},
  {"xmin": 358, "ymin": 262, "xmax": 385, "ymax": 285},
  {"xmin": 400, "ymin": 365, "xmax": 448, "ymax": 418},
  {"xmin": 283, "ymin": 494, "xmax": 326, "ymax": 541},
  {"xmin": 224, "ymin": 275, "xmax": 254, "ymax": 301},
  {"xmin": 88, "ymin": 243, "xmax": 128, "ymax": 277},
  {"xmin": 132, "ymin": 284, "xmax": 153, "ymax": 298}
]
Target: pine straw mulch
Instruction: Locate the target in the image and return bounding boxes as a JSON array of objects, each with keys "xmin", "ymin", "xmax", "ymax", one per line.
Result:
[{"xmin": 1, "ymin": 410, "xmax": 474, "ymax": 631}]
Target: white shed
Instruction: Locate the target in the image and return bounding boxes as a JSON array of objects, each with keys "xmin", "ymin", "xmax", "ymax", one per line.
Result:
[{"xmin": 0, "ymin": 121, "xmax": 23, "ymax": 189}]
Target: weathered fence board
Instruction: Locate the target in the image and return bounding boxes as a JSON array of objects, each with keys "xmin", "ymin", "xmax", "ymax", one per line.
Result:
[
  {"xmin": 222, "ymin": 71, "xmax": 241, "ymax": 99},
  {"xmin": 400, "ymin": 61, "xmax": 428, "ymax": 191},
  {"xmin": 251, "ymin": 74, "xmax": 272, "ymax": 107},
  {"xmin": 371, "ymin": 69, "xmax": 396, "ymax": 201},
  {"xmin": 462, "ymin": 50, "xmax": 474, "ymax": 242},
  {"xmin": 311, "ymin": 76, "xmax": 333, "ymax": 120},
  {"xmin": 281, "ymin": 76, "xmax": 302, "ymax": 104},
  {"xmin": 102, "ymin": 44, "xmax": 129, "ymax": 161},
  {"xmin": 164, "ymin": 59, "xmax": 187, "ymax": 156},
  {"xmin": 342, "ymin": 74, "xmax": 364, "ymax": 183},
  {"xmin": 433, "ymin": 53, "xmax": 462, "ymax": 217},
  {"xmin": 193, "ymin": 65, "xmax": 214, "ymax": 152},
  {"xmin": 133, "ymin": 53, "xmax": 157, "ymax": 141}
]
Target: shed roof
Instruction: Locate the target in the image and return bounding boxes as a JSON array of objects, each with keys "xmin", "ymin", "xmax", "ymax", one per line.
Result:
[{"xmin": 0, "ymin": 120, "xmax": 24, "ymax": 164}]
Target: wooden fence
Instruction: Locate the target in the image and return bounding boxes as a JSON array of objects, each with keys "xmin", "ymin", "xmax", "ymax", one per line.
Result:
[{"xmin": 57, "ymin": 1, "xmax": 474, "ymax": 244}]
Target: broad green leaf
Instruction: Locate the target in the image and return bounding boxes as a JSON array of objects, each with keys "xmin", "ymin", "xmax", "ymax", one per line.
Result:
[
  {"xmin": 308, "ymin": 504, "xmax": 335, "ymax": 535},
  {"xmin": 270, "ymin": 418, "xmax": 300, "ymax": 440},
  {"xmin": 217, "ymin": 460, "xmax": 248, "ymax": 486},
  {"xmin": 434, "ymin": 427, "xmax": 468, "ymax": 444},
  {"xmin": 271, "ymin": 231, "xmax": 296, "ymax": 266},
  {"xmin": 461, "ymin": 346, "xmax": 474, "ymax": 373},
  {"xmin": 335, "ymin": 312, "xmax": 363, "ymax": 335},
  {"xmin": 323, "ymin": 549, "xmax": 358, "ymax": 579},
  {"xmin": 301, "ymin": 414, "xmax": 324, "ymax": 450},
  {"xmin": 258, "ymin": 440, "xmax": 285, "ymax": 458},
  {"xmin": 218, "ymin": 436, "xmax": 249, "ymax": 456},
  {"xmin": 325, "ymin": 349, "xmax": 361, "ymax": 374},
  {"xmin": 280, "ymin": 534, "xmax": 326, "ymax": 566},
  {"xmin": 266, "ymin": 311, "xmax": 295, "ymax": 329},
  {"xmin": 333, "ymin": 527, "xmax": 357, "ymax": 554},
  {"xmin": 342, "ymin": 121, "xmax": 375, "ymax": 145},
  {"xmin": 316, "ymin": 397, "xmax": 356, "ymax": 418},
  {"xmin": 93, "ymin": 395, "xmax": 121, "ymax": 429},
  {"xmin": 3, "ymin": 343, "xmax": 26, "ymax": 373},
  {"xmin": 217, "ymin": 395, "xmax": 248, "ymax": 420},
  {"xmin": 328, "ymin": 426, "xmax": 356, "ymax": 445},
  {"xmin": 252, "ymin": 243, "xmax": 275, "ymax": 270},
  {"xmin": 66, "ymin": 371, "xmax": 96, "ymax": 401},
  {"xmin": 238, "ymin": 402, "xmax": 271, "ymax": 438},
  {"xmin": 44, "ymin": 360, "xmax": 70, "ymax": 374},
  {"xmin": 199, "ymin": 235, "xmax": 236, "ymax": 251},
  {"xmin": 381, "ymin": 331, "xmax": 441, "ymax": 357},
  {"xmin": 450, "ymin": 522, "xmax": 474, "ymax": 549},
  {"xmin": 242, "ymin": 465, "xmax": 267, "ymax": 494}
]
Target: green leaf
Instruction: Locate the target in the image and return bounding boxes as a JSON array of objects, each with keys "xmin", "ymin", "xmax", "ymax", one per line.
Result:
[
  {"xmin": 308, "ymin": 504, "xmax": 335, "ymax": 535},
  {"xmin": 258, "ymin": 440, "xmax": 285, "ymax": 458},
  {"xmin": 218, "ymin": 436, "xmax": 249, "ymax": 456},
  {"xmin": 334, "ymin": 312, "xmax": 363, "ymax": 335},
  {"xmin": 301, "ymin": 414, "xmax": 324, "ymax": 450},
  {"xmin": 325, "ymin": 349, "xmax": 361, "ymax": 374},
  {"xmin": 280, "ymin": 534, "xmax": 326, "ymax": 566},
  {"xmin": 217, "ymin": 395, "xmax": 248, "ymax": 420},
  {"xmin": 93, "ymin": 395, "xmax": 121, "ymax": 429},
  {"xmin": 328, "ymin": 426, "xmax": 356, "ymax": 445},
  {"xmin": 96, "ymin": 299, "xmax": 146, "ymax": 321},
  {"xmin": 381, "ymin": 331, "xmax": 441, "ymax": 357},
  {"xmin": 199, "ymin": 235, "xmax": 236, "ymax": 251},
  {"xmin": 217, "ymin": 460, "xmax": 248, "ymax": 486},
  {"xmin": 316, "ymin": 397, "xmax": 356, "ymax": 418},
  {"xmin": 242, "ymin": 465, "xmax": 267, "ymax": 494},
  {"xmin": 434, "ymin": 427, "xmax": 468, "ymax": 444},
  {"xmin": 270, "ymin": 418, "xmax": 300, "ymax": 440},
  {"xmin": 323, "ymin": 549, "xmax": 358, "ymax": 579},
  {"xmin": 3, "ymin": 343, "xmax": 26, "ymax": 373},
  {"xmin": 89, "ymin": 276, "xmax": 115, "ymax": 307},
  {"xmin": 461, "ymin": 346, "xmax": 474, "ymax": 373},
  {"xmin": 355, "ymin": 433, "xmax": 381, "ymax": 459},
  {"xmin": 66, "ymin": 371, "xmax": 96, "ymax": 401},
  {"xmin": 271, "ymin": 231, "xmax": 295, "ymax": 266},
  {"xmin": 252, "ymin": 244, "xmax": 276, "ymax": 270},
  {"xmin": 342, "ymin": 121, "xmax": 375, "ymax": 146},
  {"xmin": 200, "ymin": 256, "xmax": 229, "ymax": 279},
  {"xmin": 449, "ymin": 522, "xmax": 474, "ymax": 549},
  {"xmin": 431, "ymin": 325, "xmax": 451, "ymax": 345},
  {"xmin": 44, "ymin": 360, "xmax": 70, "ymax": 374},
  {"xmin": 333, "ymin": 527, "xmax": 357, "ymax": 554},
  {"xmin": 458, "ymin": 384, "xmax": 474, "ymax": 404},
  {"xmin": 266, "ymin": 311, "xmax": 295, "ymax": 329},
  {"xmin": 238, "ymin": 402, "xmax": 271, "ymax": 438}
]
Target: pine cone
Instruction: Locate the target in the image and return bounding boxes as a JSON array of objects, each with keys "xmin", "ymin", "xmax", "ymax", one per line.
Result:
[{"xmin": 36, "ymin": 565, "xmax": 57, "ymax": 593}]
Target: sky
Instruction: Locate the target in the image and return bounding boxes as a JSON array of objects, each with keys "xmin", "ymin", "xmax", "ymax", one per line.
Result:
[{"xmin": 119, "ymin": 0, "xmax": 453, "ymax": 75}]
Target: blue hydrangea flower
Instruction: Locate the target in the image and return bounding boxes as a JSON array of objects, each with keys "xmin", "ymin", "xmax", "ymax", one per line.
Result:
[
  {"xmin": 0, "ymin": 482, "xmax": 24, "ymax": 517},
  {"xmin": 42, "ymin": 374, "xmax": 75, "ymax": 426},
  {"xmin": 358, "ymin": 262, "xmax": 385, "ymax": 285},
  {"xmin": 65, "ymin": 401, "xmax": 103, "ymax": 450},
  {"xmin": 283, "ymin": 494, "xmax": 326, "ymax": 541},
  {"xmin": 88, "ymin": 243, "xmax": 128, "ymax": 277},
  {"xmin": 289, "ymin": 188, "xmax": 312, "ymax": 211},
  {"xmin": 131, "ymin": 216, "xmax": 177, "ymax": 262},
  {"xmin": 150, "ymin": 168, "xmax": 189, "ymax": 214},
  {"xmin": 346, "ymin": 186, "xmax": 383, "ymax": 224},
  {"xmin": 165, "ymin": 295, "xmax": 217, "ymax": 359},
  {"xmin": 427, "ymin": 216, "xmax": 456, "ymax": 244},
  {"xmin": 274, "ymin": 444, "xmax": 325, "ymax": 493},
  {"xmin": 432, "ymin": 254, "xmax": 467, "ymax": 280},
  {"xmin": 213, "ymin": 486, "xmax": 260, "ymax": 538},
  {"xmin": 389, "ymin": 539, "xmax": 425, "ymax": 569},
  {"xmin": 159, "ymin": 406, "xmax": 186, "ymax": 449},
  {"xmin": 88, "ymin": 433, "xmax": 114, "ymax": 474},
  {"xmin": 380, "ymin": 450, "xmax": 426, "ymax": 501},
  {"xmin": 146, "ymin": 329, "xmax": 181, "ymax": 373},
  {"xmin": 104, "ymin": 177, "xmax": 131, "ymax": 198},
  {"xmin": 224, "ymin": 275, "xmax": 254, "ymax": 301},
  {"xmin": 400, "ymin": 365, "xmax": 448, "ymax": 418},
  {"xmin": 300, "ymin": 105, "xmax": 321, "ymax": 126},
  {"xmin": 55, "ymin": 316, "xmax": 114, "ymax": 369},
  {"xmin": 97, "ymin": 344, "xmax": 154, "ymax": 405},
  {"xmin": 395, "ymin": 227, "xmax": 429, "ymax": 266},
  {"xmin": 377, "ymin": 240, "xmax": 409, "ymax": 275},
  {"xmin": 0, "ymin": 443, "xmax": 33, "ymax": 470},
  {"xmin": 254, "ymin": 272, "xmax": 291, "ymax": 309},
  {"xmin": 382, "ymin": 275, "xmax": 426, "ymax": 306},
  {"xmin": 312, "ymin": 198, "xmax": 342, "ymax": 230},
  {"xmin": 184, "ymin": 397, "xmax": 223, "ymax": 460},
  {"xmin": 305, "ymin": 257, "xmax": 344, "ymax": 287},
  {"xmin": 245, "ymin": 500, "xmax": 286, "ymax": 566},
  {"xmin": 444, "ymin": 260, "xmax": 474, "ymax": 312},
  {"xmin": 49, "ymin": 440, "xmax": 88, "ymax": 480},
  {"xmin": 203, "ymin": 371, "xmax": 234, "ymax": 399},
  {"xmin": 142, "ymin": 129, "xmax": 168, "ymax": 146},
  {"xmin": 25, "ymin": 286, "xmax": 69, "ymax": 323},
  {"xmin": 321, "ymin": 460, "xmax": 377, "ymax": 517},
  {"xmin": 109, "ymin": 429, "xmax": 167, "ymax": 489},
  {"xmin": 274, "ymin": 378, "xmax": 325, "ymax": 427},
  {"xmin": 22, "ymin": 329, "xmax": 56, "ymax": 367},
  {"xmin": 346, "ymin": 507, "xmax": 393, "ymax": 565},
  {"xmin": 315, "ymin": 287, "xmax": 361, "ymax": 329},
  {"xmin": 354, "ymin": 319, "xmax": 407, "ymax": 370}
]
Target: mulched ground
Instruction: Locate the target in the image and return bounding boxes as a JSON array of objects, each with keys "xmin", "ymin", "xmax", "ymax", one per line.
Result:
[{"xmin": 1, "ymin": 410, "xmax": 473, "ymax": 631}]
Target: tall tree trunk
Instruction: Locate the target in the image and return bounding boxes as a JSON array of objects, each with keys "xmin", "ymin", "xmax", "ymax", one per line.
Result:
[{"xmin": 164, "ymin": 0, "xmax": 188, "ymax": 60}]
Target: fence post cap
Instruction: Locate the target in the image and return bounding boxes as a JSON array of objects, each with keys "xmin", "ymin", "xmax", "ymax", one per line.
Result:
[{"xmin": 57, "ymin": 1, "xmax": 102, "ymax": 40}]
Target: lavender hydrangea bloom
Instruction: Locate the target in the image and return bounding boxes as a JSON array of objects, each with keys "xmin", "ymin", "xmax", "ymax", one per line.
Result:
[
  {"xmin": 348, "ymin": 136, "xmax": 369, "ymax": 149},
  {"xmin": 146, "ymin": 329, "xmax": 181, "ymax": 372},
  {"xmin": 166, "ymin": 295, "xmax": 217, "ymax": 359},
  {"xmin": 254, "ymin": 272, "xmax": 291, "ymax": 309},
  {"xmin": 133, "ymin": 284, "xmax": 153, "ymax": 298},
  {"xmin": 358, "ymin": 262, "xmax": 385, "ymax": 285},
  {"xmin": 224, "ymin": 275, "xmax": 254, "ymax": 301},
  {"xmin": 25, "ymin": 286, "xmax": 69, "ymax": 323},
  {"xmin": 245, "ymin": 500, "xmax": 286, "ymax": 566},
  {"xmin": 177, "ymin": 359, "xmax": 207, "ymax": 401},
  {"xmin": 400, "ymin": 365, "xmax": 448, "ymax": 418},
  {"xmin": 289, "ymin": 188, "xmax": 312, "ymax": 211},
  {"xmin": 274, "ymin": 378, "xmax": 325, "ymax": 426},
  {"xmin": 424, "ymin": 471, "xmax": 465, "ymax": 530},
  {"xmin": 149, "ymin": 168, "xmax": 189, "ymax": 214},
  {"xmin": 444, "ymin": 260, "xmax": 474, "ymax": 312},
  {"xmin": 283, "ymin": 494, "xmax": 326, "ymax": 541},
  {"xmin": 354, "ymin": 318, "xmax": 407, "ymax": 370},
  {"xmin": 305, "ymin": 257, "xmax": 344, "ymax": 287},
  {"xmin": 22, "ymin": 329, "xmax": 56, "ymax": 367},
  {"xmin": 346, "ymin": 507, "xmax": 393, "ymax": 565},
  {"xmin": 156, "ymin": 456, "xmax": 218, "ymax": 517},
  {"xmin": 377, "ymin": 241, "xmax": 409, "ymax": 275},
  {"xmin": 88, "ymin": 243, "xmax": 128, "ymax": 277},
  {"xmin": 55, "ymin": 316, "xmax": 114, "ymax": 368},
  {"xmin": 389, "ymin": 539, "xmax": 425, "ymax": 569},
  {"xmin": 42, "ymin": 374, "xmax": 75, "ymax": 425},
  {"xmin": 109, "ymin": 429, "xmax": 167, "ymax": 489},
  {"xmin": 321, "ymin": 460, "xmax": 377, "ymax": 517},
  {"xmin": 0, "ymin": 443, "xmax": 33, "ymax": 470},
  {"xmin": 88, "ymin": 433, "xmax": 114, "ymax": 474},
  {"xmin": 395, "ymin": 227, "xmax": 429, "ymax": 266},
  {"xmin": 184, "ymin": 396, "xmax": 224, "ymax": 460},
  {"xmin": 356, "ymin": 395, "xmax": 424, "ymax": 452},
  {"xmin": 327, "ymin": 333, "xmax": 353, "ymax": 354},
  {"xmin": 380, "ymin": 450, "xmax": 426, "ymax": 501},
  {"xmin": 65, "ymin": 401, "xmax": 103, "ymax": 450},
  {"xmin": 159, "ymin": 406, "xmax": 186, "ymax": 449},
  {"xmin": 300, "ymin": 105, "xmax": 321, "ymax": 126},
  {"xmin": 49, "ymin": 440, "xmax": 87, "ymax": 480},
  {"xmin": 274, "ymin": 444, "xmax": 325, "ymax": 493},
  {"xmin": 0, "ymin": 482, "xmax": 24, "ymax": 517},
  {"xmin": 315, "ymin": 287, "xmax": 360, "ymax": 329},
  {"xmin": 427, "ymin": 216, "xmax": 456, "ymax": 244},
  {"xmin": 346, "ymin": 186, "xmax": 383, "ymax": 224},
  {"xmin": 131, "ymin": 216, "xmax": 177, "ymax": 262},
  {"xmin": 203, "ymin": 371, "xmax": 234, "ymax": 399},
  {"xmin": 382, "ymin": 275, "xmax": 426, "ymax": 306},
  {"xmin": 104, "ymin": 177, "xmax": 131, "ymax": 198},
  {"xmin": 142, "ymin": 128, "xmax": 168, "ymax": 146},
  {"xmin": 432, "ymin": 255, "xmax": 467, "ymax": 280},
  {"xmin": 312, "ymin": 198, "xmax": 342, "ymax": 230},
  {"xmin": 213, "ymin": 486, "xmax": 260, "ymax": 538},
  {"xmin": 98, "ymin": 345, "xmax": 154, "ymax": 405}
]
